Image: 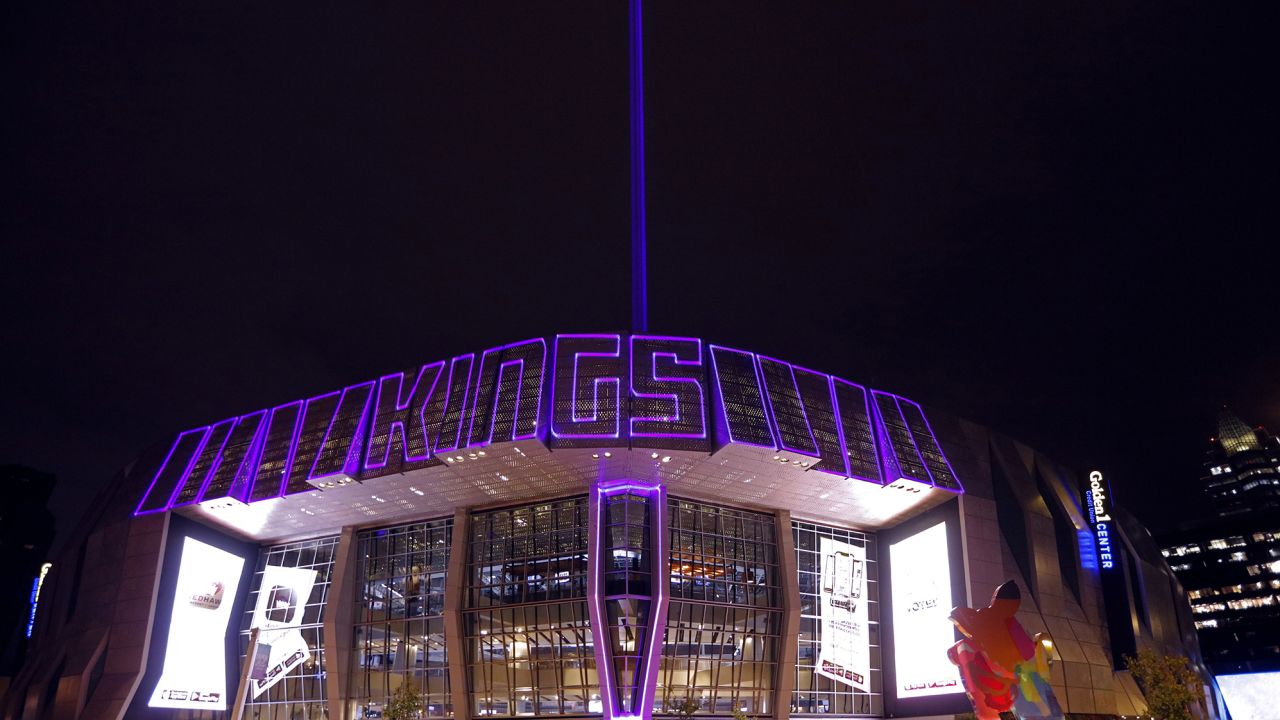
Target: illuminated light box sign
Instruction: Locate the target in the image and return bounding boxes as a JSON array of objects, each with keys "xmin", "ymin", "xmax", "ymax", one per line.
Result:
[
  {"xmin": 889, "ymin": 521, "xmax": 962, "ymax": 699},
  {"xmin": 1216, "ymin": 672, "xmax": 1280, "ymax": 720},
  {"xmin": 134, "ymin": 334, "xmax": 962, "ymax": 515},
  {"xmin": 1083, "ymin": 470, "xmax": 1115, "ymax": 570},
  {"xmin": 148, "ymin": 537, "xmax": 246, "ymax": 710}
]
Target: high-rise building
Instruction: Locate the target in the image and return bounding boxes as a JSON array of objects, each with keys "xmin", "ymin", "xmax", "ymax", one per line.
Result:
[{"xmin": 1159, "ymin": 409, "xmax": 1280, "ymax": 675}]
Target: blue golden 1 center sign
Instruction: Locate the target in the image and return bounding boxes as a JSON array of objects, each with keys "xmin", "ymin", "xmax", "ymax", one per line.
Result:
[{"xmin": 1083, "ymin": 470, "xmax": 1114, "ymax": 571}]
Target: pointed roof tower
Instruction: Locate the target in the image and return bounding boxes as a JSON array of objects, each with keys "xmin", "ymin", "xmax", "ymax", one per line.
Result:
[{"xmin": 1217, "ymin": 405, "xmax": 1260, "ymax": 456}]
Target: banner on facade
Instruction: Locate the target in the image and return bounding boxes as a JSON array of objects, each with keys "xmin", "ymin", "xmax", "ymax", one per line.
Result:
[
  {"xmin": 816, "ymin": 536, "xmax": 871, "ymax": 691},
  {"xmin": 249, "ymin": 564, "xmax": 318, "ymax": 698},
  {"xmin": 149, "ymin": 537, "xmax": 246, "ymax": 710}
]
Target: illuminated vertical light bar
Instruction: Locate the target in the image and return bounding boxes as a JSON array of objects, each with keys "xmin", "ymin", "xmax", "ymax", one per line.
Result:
[
  {"xmin": 630, "ymin": 0, "xmax": 648, "ymax": 334},
  {"xmin": 588, "ymin": 479, "xmax": 668, "ymax": 720}
]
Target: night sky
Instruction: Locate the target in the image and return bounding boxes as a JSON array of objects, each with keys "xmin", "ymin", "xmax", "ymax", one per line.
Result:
[{"xmin": 3, "ymin": 2, "xmax": 1275, "ymax": 549}]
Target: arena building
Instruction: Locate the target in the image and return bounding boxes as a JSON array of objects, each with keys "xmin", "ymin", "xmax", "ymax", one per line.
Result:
[{"xmin": 3, "ymin": 333, "xmax": 1222, "ymax": 720}]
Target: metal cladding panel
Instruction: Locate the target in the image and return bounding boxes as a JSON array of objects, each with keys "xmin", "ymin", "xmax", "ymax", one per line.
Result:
[
  {"xmin": 871, "ymin": 391, "xmax": 931, "ymax": 485},
  {"xmin": 628, "ymin": 336, "xmax": 708, "ymax": 451},
  {"xmin": 170, "ymin": 418, "xmax": 235, "ymax": 507},
  {"xmin": 758, "ymin": 356, "xmax": 819, "ymax": 457},
  {"xmin": 709, "ymin": 346, "xmax": 775, "ymax": 449},
  {"xmin": 793, "ymin": 368, "xmax": 848, "ymax": 477},
  {"xmin": 435, "ymin": 354, "xmax": 476, "ymax": 455},
  {"xmin": 832, "ymin": 379, "xmax": 882, "ymax": 484},
  {"xmin": 282, "ymin": 391, "xmax": 341, "ymax": 495},
  {"xmin": 135, "ymin": 427, "xmax": 210, "ymax": 513},
  {"xmin": 199, "ymin": 410, "xmax": 268, "ymax": 503},
  {"xmin": 249, "ymin": 401, "xmax": 303, "ymax": 502},
  {"xmin": 364, "ymin": 364, "xmax": 447, "ymax": 475},
  {"xmin": 551, "ymin": 334, "xmax": 628, "ymax": 447},
  {"xmin": 898, "ymin": 398, "xmax": 963, "ymax": 492},
  {"xmin": 466, "ymin": 339, "xmax": 547, "ymax": 447},
  {"xmin": 309, "ymin": 381, "xmax": 376, "ymax": 482},
  {"xmin": 132, "ymin": 333, "xmax": 965, "ymax": 517}
]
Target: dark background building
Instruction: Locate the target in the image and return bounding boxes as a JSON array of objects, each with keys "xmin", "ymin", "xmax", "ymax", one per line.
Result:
[
  {"xmin": 1159, "ymin": 409, "xmax": 1280, "ymax": 674},
  {"xmin": 0, "ymin": 466, "xmax": 57, "ymax": 696}
]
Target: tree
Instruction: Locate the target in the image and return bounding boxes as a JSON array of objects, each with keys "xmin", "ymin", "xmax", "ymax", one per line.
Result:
[
  {"xmin": 666, "ymin": 696, "xmax": 702, "ymax": 719},
  {"xmin": 383, "ymin": 681, "xmax": 424, "ymax": 720},
  {"xmin": 1124, "ymin": 649, "xmax": 1202, "ymax": 720}
]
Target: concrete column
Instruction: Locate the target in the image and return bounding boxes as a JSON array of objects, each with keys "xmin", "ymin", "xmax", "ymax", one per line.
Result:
[
  {"xmin": 773, "ymin": 510, "xmax": 799, "ymax": 720},
  {"xmin": 326, "ymin": 526, "xmax": 361, "ymax": 720},
  {"xmin": 444, "ymin": 508, "xmax": 471, "ymax": 720}
]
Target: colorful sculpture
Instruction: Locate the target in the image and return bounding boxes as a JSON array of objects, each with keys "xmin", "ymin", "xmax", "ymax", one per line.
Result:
[{"xmin": 947, "ymin": 581, "xmax": 1065, "ymax": 720}]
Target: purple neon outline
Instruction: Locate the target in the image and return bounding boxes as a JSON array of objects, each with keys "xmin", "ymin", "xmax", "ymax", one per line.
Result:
[
  {"xmin": 285, "ymin": 390, "xmax": 340, "ymax": 493},
  {"xmin": 364, "ymin": 361, "xmax": 446, "ymax": 471},
  {"xmin": 588, "ymin": 478, "xmax": 667, "ymax": 720},
  {"xmin": 174, "ymin": 416, "xmax": 238, "ymax": 508},
  {"xmin": 790, "ymin": 364, "xmax": 851, "ymax": 478},
  {"xmin": 870, "ymin": 390, "xmax": 932, "ymax": 487},
  {"xmin": 551, "ymin": 334, "xmax": 623, "ymax": 440},
  {"xmin": 434, "ymin": 353, "xmax": 476, "ymax": 456},
  {"xmin": 708, "ymin": 344, "xmax": 777, "ymax": 450},
  {"xmin": 830, "ymin": 376, "xmax": 883, "ymax": 485},
  {"xmin": 163, "ymin": 426, "xmax": 216, "ymax": 509},
  {"xmin": 756, "ymin": 354, "xmax": 820, "ymax": 458},
  {"xmin": 248, "ymin": 398, "xmax": 305, "ymax": 501},
  {"xmin": 896, "ymin": 394, "xmax": 964, "ymax": 494},
  {"xmin": 307, "ymin": 381, "xmax": 376, "ymax": 482},
  {"xmin": 464, "ymin": 338, "xmax": 546, "ymax": 448},
  {"xmin": 201, "ymin": 408, "xmax": 269, "ymax": 504},
  {"xmin": 868, "ymin": 390, "xmax": 925, "ymax": 487},
  {"xmin": 888, "ymin": 394, "xmax": 936, "ymax": 487},
  {"xmin": 133, "ymin": 426, "xmax": 209, "ymax": 515},
  {"xmin": 628, "ymin": 335, "xmax": 706, "ymax": 440}
]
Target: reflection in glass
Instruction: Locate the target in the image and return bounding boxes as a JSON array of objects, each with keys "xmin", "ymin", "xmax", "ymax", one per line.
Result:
[
  {"xmin": 466, "ymin": 497, "xmax": 600, "ymax": 717},
  {"xmin": 354, "ymin": 518, "xmax": 453, "ymax": 718},
  {"xmin": 656, "ymin": 499, "xmax": 780, "ymax": 716}
]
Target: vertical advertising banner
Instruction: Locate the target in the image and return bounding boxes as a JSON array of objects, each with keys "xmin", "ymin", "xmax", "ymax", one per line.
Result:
[
  {"xmin": 889, "ymin": 521, "xmax": 962, "ymax": 699},
  {"xmin": 816, "ymin": 537, "xmax": 871, "ymax": 690},
  {"xmin": 149, "ymin": 537, "xmax": 246, "ymax": 710},
  {"xmin": 249, "ymin": 565, "xmax": 319, "ymax": 698}
]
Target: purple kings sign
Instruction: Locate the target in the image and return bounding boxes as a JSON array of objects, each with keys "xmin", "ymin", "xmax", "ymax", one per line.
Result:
[{"xmin": 135, "ymin": 334, "xmax": 961, "ymax": 515}]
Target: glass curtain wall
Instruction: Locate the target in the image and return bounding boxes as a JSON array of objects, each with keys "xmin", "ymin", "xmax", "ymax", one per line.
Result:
[
  {"xmin": 791, "ymin": 521, "xmax": 881, "ymax": 716},
  {"xmin": 657, "ymin": 499, "xmax": 781, "ymax": 716},
  {"xmin": 352, "ymin": 518, "xmax": 453, "ymax": 718},
  {"xmin": 601, "ymin": 490, "xmax": 655, "ymax": 716},
  {"xmin": 465, "ymin": 497, "xmax": 600, "ymax": 717},
  {"xmin": 240, "ymin": 535, "xmax": 341, "ymax": 720}
]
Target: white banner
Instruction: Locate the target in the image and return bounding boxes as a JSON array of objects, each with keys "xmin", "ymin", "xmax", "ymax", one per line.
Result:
[
  {"xmin": 815, "ymin": 537, "xmax": 870, "ymax": 690},
  {"xmin": 149, "ymin": 537, "xmax": 246, "ymax": 710},
  {"xmin": 249, "ymin": 564, "xmax": 319, "ymax": 698},
  {"xmin": 889, "ymin": 521, "xmax": 962, "ymax": 698}
]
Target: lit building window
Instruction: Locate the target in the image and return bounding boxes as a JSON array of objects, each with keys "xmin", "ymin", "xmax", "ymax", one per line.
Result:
[
  {"xmin": 791, "ymin": 521, "xmax": 881, "ymax": 717},
  {"xmin": 658, "ymin": 499, "xmax": 781, "ymax": 716},
  {"xmin": 465, "ymin": 497, "xmax": 598, "ymax": 718},
  {"xmin": 353, "ymin": 518, "xmax": 453, "ymax": 718},
  {"xmin": 239, "ymin": 535, "xmax": 341, "ymax": 719}
]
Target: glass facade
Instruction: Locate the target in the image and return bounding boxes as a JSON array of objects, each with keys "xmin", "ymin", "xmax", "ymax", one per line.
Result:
[
  {"xmin": 240, "ymin": 535, "xmax": 341, "ymax": 720},
  {"xmin": 600, "ymin": 490, "xmax": 656, "ymax": 716},
  {"xmin": 353, "ymin": 517, "xmax": 454, "ymax": 718},
  {"xmin": 657, "ymin": 499, "xmax": 781, "ymax": 716},
  {"xmin": 791, "ymin": 521, "xmax": 881, "ymax": 717},
  {"xmin": 465, "ymin": 497, "xmax": 600, "ymax": 717}
]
